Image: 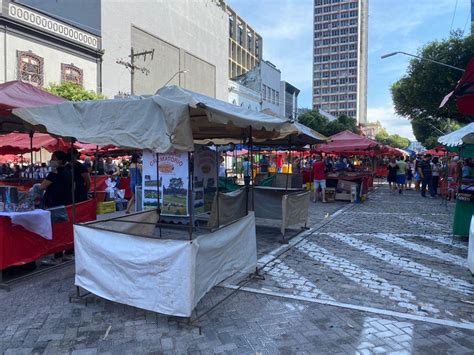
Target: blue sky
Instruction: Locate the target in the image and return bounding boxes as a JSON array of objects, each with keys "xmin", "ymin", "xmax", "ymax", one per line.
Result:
[{"xmin": 227, "ymin": 0, "xmax": 471, "ymax": 140}]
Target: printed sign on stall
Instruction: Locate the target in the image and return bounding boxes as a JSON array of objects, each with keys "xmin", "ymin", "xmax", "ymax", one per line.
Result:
[
  {"xmin": 142, "ymin": 150, "xmax": 189, "ymax": 216},
  {"xmin": 193, "ymin": 146, "xmax": 218, "ymax": 214}
]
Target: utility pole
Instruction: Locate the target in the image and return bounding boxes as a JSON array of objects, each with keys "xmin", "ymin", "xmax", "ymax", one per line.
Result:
[{"xmin": 116, "ymin": 47, "xmax": 154, "ymax": 95}]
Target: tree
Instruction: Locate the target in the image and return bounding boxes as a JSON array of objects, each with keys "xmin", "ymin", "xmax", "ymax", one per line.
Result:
[
  {"xmin": 46, "ymin": 81, "xmax": 106, "ymax": 101},
  {"xmin": 375, "ymin": 128, "xmax": 410, "ymax": 149},
  {"xmin": 391, "ymin": 31, "xmax": 474, "ymax": 148},
  {"xmin": 298, "ymin": 110, "xmax": 358, "ymax": 137}
]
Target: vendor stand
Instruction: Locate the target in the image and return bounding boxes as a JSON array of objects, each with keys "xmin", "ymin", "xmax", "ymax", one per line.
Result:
[
  {"xmin": 12, "ymin": 85, "xmax": 317, "ymax": 319},
  {"xmin": 438, "ymin": 123, "xmax": 474, "ymax": 238}
]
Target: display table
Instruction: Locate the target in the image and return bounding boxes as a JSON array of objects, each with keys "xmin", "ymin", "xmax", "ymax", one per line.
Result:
[
  {"xmin": 251, "ymin": 186, "xmax": 310, "ymax": 235},
  {"xmin": 326, "ymin": 173, "xmax": 373, "ymax": 197},
  {"xmin": 74, "ymin": 211, "xmax": 257, "ymax": 317},
  {"xmin": 0, "ymin": 199, "xmax": 97, "ymax": 270}
]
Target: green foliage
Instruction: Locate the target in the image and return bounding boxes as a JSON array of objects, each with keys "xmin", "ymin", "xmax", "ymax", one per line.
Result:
[
  {"xmin": 391, "ymin": 31, "xmax": 474, "ymax": 148},
  {"xmin": 46, "ymin": 81, "xmax": 106, "ymax": 101},
  {"xmin": 375, "ymin": 128, "xmax": 410, "ymax": 149},
  {"xmin": 298, "ymin": 110, "xmax": 358, "ymax": 137}
]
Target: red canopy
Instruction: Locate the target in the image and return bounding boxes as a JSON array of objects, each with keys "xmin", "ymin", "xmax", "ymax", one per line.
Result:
[
  {"xmin": 0, "ymin": 154, "xmax": 26, "ymax": 163},
  {"xmin": 440, "ymin": 58, "xmax": 474, "ymax": 115},
  {"xmin": 0, "ymin": 80, "xmax": 65, "ymax": 116},
  {"xmin": 0, "ymin": 132, "xmax": 70, "ymax": 154},
  {"xmin": 423, "ymin": 146, "xmax": 456, "ymax": 157},
  {"xmin": 314, "ymin": 130, "xmax": 381, "ymax": 154}
]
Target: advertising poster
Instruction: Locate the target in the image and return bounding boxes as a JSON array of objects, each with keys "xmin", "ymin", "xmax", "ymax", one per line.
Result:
[
  {"xmin": 142, "ymin": 150, "xmax": 189, "ymax": 216},
  {"xmin": 193, "ymin": 146, "xmax": 218, "ymax": 214}
]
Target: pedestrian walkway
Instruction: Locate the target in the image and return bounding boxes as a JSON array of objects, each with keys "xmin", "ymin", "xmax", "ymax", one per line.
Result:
[{"xmin": 0, "ymin": 188, "xmax": 473, "ymax": 354}]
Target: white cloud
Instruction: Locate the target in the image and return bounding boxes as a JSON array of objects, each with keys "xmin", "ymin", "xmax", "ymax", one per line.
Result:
[{"xmin": 367, "ymin": 104, "xmax": 415, "ymax": 141}]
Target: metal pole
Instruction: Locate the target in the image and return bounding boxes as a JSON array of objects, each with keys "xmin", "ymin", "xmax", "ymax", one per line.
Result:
[
  {"xmin": 70, "ymin": 140, "xmax": 76, "ymax": 224},
  {"xmin": 130, "ymin": 47, "xmax": 135, "ymax": 95},
  {"xmin": 215, "ymin": 146, "xmax": 220, "ymax": 228},
  {"xmin": 156, "ymin": 152, "xmax": 162, "ymax": 238},
  {"xmin": 29, "ymin": 131, "xmax": 34, "ymax": 179},
  {"xmin": 380, "ymin": 51, "xmax": 465, "ymax": 72},
  {"xmin": 93, "ymin": 146, "xmax": 98, "ymax": 198},
  {"xmin": 249, "ymin": 126, "xmax": 254, "ymax": 211},
  {"xmin": 188, "ymin": 151, "xmax": 193, "ymax": 240}
]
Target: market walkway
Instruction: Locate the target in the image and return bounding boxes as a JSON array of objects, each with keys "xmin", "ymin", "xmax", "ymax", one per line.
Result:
[{"xmin": 1, "ymin": 187, "xmax": 473, "ymax": 354}]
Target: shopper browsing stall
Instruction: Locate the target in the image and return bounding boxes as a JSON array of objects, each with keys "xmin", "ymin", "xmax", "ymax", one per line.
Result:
[
  {"xmin": 312, "ymin": 155, "xmax": 326, "ymax": 203},
  {"xmin": 39, "ymin": 151, "xmax": 73, "ymax": 208}
]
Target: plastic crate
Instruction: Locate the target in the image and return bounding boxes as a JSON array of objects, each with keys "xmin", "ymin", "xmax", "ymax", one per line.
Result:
[{"xmin": 97, "ymin": 201, "xmax": 116, "ymax": 214}]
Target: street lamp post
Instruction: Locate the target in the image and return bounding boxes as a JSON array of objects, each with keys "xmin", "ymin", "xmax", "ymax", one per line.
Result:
[
  {"xmin": 162, "ymin": 69, "xmax": 189, "ymax": 87},
  {"xmin": 381, "ymin": 51, "xmax": 465, "ymax": 72}
]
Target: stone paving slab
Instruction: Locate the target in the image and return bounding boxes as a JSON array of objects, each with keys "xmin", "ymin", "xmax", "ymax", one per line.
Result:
[{"xmin": 1, "ymin": 187, "xmax": 474, "ymax": 354}]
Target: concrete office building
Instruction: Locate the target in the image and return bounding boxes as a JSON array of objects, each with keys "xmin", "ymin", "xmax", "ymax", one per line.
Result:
[
  {"xmin": 225, "ymin": 3, "xmax": 262, "ymax": 79},
  {"xmin": 471, "ymin": 0, "xmax": 474, "ymax": 33},
  {"xmin": 0, "ymin": 0, "xmax": 101, "ymax": 91},
  {"xmin": 18, "ymin": 0, "xmax": 229, "ymax": 100},
  {"xmin": 312, "ymin": 0, "xmax": 368, "ymax": 125}
]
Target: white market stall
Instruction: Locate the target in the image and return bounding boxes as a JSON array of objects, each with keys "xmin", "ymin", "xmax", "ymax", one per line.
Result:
[{"xmin": 12, "ymin": 86, "xmax": 322, "ymax": 317}]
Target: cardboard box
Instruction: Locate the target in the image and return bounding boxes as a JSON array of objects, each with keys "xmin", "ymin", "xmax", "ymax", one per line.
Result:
[
  {"xmin": 335, "ymin": 192, "xmax": 351, "ymax": 201},
  {"xmin": 336, "ymin": 180, "xmax": 358, "ymax": 192},
  {"xmin": 97, "ymin": 201, "xmax": 116, "ymax": 214}
]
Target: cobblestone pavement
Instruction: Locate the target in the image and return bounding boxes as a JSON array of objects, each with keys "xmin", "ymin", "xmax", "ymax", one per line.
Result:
[{"xmin": 1, "ymin": 187, "xmax": 474, "ymax": 354}]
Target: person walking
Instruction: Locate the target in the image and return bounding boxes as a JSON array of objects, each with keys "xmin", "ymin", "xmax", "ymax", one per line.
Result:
[
  {"xmin": 126, "ymin": 153, "xmax": 142, "ymax": 214},
  {"xmin": 311, "ymin": 155, "xmax": 326, "ymax": 203},
  {"xmin": 414, "ymin": 155, "xmax": 422, "ymax": 191},
  {"xmin": 396, "ymin": 156, "xmax": 407, "ymax": 194},
  {"xmin": 406, "ymin": 156, "xmax": 414, "ymax": 190},
  {"xmin": 431, "ymin": 156, "xmax": 441, "ymax": 197},
  {"xmin": 447, "ymin": 156, "xmax": 460, "ymax": 201},
  {"xmin": 387, "ymin": 158, "xmax": 399, "ymax": 194},
  {"xmin": 418, "ymin": 154, "xmax": 434, "ymax": 198},
  {"xmin": 243, "ymin": 157, "xmax": 251, "ymax": 187}
]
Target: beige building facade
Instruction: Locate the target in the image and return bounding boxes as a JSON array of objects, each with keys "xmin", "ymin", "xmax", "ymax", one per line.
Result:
[{"xmin": 225, "ymin": 3, "xmax": 262, "ymax": 79}]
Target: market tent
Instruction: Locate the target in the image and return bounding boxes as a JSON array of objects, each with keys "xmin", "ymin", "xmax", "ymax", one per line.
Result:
[
  {"xmin": 438, "ymin": 122, "xmax": 474, "ymax": 158},
  {"xmin": 0, "ymin": 80, "xmax": 65, "ymax": 133},
  {"xmin": 440, "ymin": 59, "xmax": 474, "ymax": 115},
  {"xmin": 13, "ymin": 94, "xmax": 194, "ymax": 153},
  {"xmin": 0, "ymin": 132, "xmax": 70, "ymax": 155},
  {"xmin": 314, "ymin": 130, "xmax": 381, "ymax": 154},
  {"xmin": 157, "ymin": 86, "xmax": 326, "ymax": 145},
  {"xmin": 438, "ymin": 122, "xmax": 474, "ymax": 147},
  {"xmin": 423, "ymin": 145, "xmax": 456, "ymax": 157}
]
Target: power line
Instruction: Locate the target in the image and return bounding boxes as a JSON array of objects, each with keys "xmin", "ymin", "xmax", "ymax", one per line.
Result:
[{"xmin": 449, "ymin": 0, "xmax": 458, "ymax": 34}]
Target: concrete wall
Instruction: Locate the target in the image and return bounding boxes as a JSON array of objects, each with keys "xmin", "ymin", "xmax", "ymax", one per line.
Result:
[
  {"xmin": 4, "ymin": 32, "xmax": 98, "ymax": 90},
  {"xmin": 228, "ymin": 79, "xmax": 260, "ymax": 111},
  {"xmin": 101, "ymin": 0, "xmax": 228, "ymax": 100},
  {"xmin": 260, "ymin": 61, "xmax": 281, "ymax": 114}
]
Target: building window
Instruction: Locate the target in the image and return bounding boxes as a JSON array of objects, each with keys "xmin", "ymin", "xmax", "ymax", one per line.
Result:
[
  {"xmin": 229, "ymin": 16, "xmax": 234, "ymax": 37},
  {"xmin": 238, "ymin": 25, "xmax": 243, "ymax": 45},
  {"xmin": 61, "ymin": 63, "xmax": 83, "ymax": 86},
  {"xmin": 262, "ymin": 84, "xmax": 267, "ymax": 100},
  {"xmin": 247, "ymin": 33, "xmax": 253, "ymax": 50},
  {"xmin": 276, "ymin": 92, "xmax": 279, "ymax": 106},
  {"xmin": 17, "ymin": 51, "xmax": 44, "ymax": 86}
]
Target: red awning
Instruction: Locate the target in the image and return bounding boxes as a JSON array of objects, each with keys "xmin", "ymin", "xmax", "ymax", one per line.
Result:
[
  {"xmin": 423, "ymin": 146, "xmax": 456, "ymax": 157},
  {"xmin": 314, "ymin": 130, "xmax": 381, "ymax": 154},
  {"xmin": 440, "ymin": 58, "xmax": 474, "ymax": 115},
  {"xmin": 0, "ymin": 80, "xmax": 65, "ymax": 116},
  {"xmin": 0, "ymin": 132, "xmax": 70, "ymax": 154}
]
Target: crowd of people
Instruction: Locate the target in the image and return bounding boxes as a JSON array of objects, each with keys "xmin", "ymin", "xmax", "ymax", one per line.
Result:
[{"xmin": 385, "ymin": 154, "xmax": 472, "ymax": 199}]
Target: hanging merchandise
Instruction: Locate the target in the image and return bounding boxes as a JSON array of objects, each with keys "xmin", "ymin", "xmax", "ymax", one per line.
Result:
[{"xmin": 142, "ymin": 150, "xmax": 189, "ymax": 216}]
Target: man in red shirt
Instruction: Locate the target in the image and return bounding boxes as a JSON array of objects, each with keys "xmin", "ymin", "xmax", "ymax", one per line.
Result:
[{"xmin": 312, "ymin": 155, "xmax": 326, "ymax": 203}]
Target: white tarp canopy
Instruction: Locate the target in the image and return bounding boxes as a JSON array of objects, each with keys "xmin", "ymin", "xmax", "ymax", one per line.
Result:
[
  {"xmin": 157, "ymin": 86, "xmax": 327, "ymax": 145},
  {"xmin": 12, "ymin": 95, "xmax": 194, "ymax": 153},
  {"xmin": 438, "ymin": 123, "xmax": 474, "ymax": 147},
  {"xmin": 13, "ymin": 85, "xmax": 325, "ymax": 151}
]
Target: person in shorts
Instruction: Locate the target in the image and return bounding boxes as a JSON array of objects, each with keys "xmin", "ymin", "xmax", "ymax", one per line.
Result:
[
  {"xmin": 396, "ymin": 156, "xmax": 407, "ymax": 194},
  {"xmin": 312, "ymin": 155, "xmax": 326, "ymax": 203}
]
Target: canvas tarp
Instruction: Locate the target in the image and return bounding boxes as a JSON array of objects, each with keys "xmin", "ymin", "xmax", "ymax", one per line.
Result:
[
  {"xmin": 314, "ymin": 130, "xmax": 381, "ymax": 153},
  {"xmin": 157, "ymin": 86, "xmax": 326, "ymax": 145},
  {"xmin": 281, "ymin": 191, "xmax": 310, "ymax": 235},
  {"xmin": 438, "ymin": 123, "xmax": 474, "ymax": 147},
  {"xmin": 207, "ymin": 188, "xmax": 247, "ymax": 228},
  {"xmin": 74, "ymin": 212, "xmax": 256, "ymax": 317},
  {"xmin": 13, "ymin": 95, "xmax": 194, "ymax": 152}
]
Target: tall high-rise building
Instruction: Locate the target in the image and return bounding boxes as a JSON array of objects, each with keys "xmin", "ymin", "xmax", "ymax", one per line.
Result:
[
  {"xmin": 471, "ymin": 0, "xmax": 474, "ymax": 34},
  {"xmin": 312, "ymin": 0, "xmax": 368, "ymax": 125}
]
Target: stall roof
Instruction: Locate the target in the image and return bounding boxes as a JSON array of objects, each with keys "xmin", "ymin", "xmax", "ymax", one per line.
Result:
[
  {"xmin": 0, "ymin": 80, "xmax": 65, "ymax": 133},
  {"xmin": 157, "ymin": 86, "xmax": 326, "ymax": 145},
  {"xmin": 13, "ymin": 94, "xmax": 194, "ymax": 152},
  {"xmin": 13, "ymin": 86, "xmax": 326, "ymax": 151},
  {"xmin": 0, "ymin": 132, "xmax": 69, "ymax": 155},
  {"xmin": 314, "ymin": 130, "xmax": 381, "ymax": 153},
  {"xmin": 438, "ymin": 122, "xmax": 474, "ymax": 147}
]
